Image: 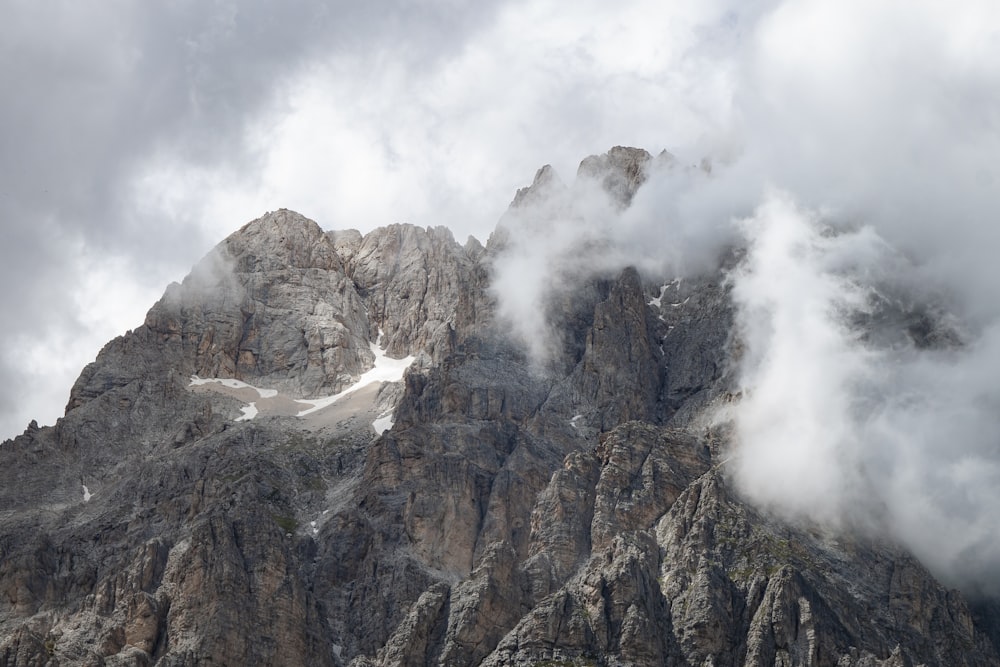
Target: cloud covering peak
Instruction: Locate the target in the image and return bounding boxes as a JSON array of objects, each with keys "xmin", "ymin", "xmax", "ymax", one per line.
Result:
[
  {"xmin": 4, "ymin": 5, "xmax": 1000, "ymax": 602},
  {"xmin": 483, "ymin": 0, "xmax": 1000, "ymax": 592}
]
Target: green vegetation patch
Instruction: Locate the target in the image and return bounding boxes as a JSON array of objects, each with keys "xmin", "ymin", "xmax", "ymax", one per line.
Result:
[{"xmin": 271, "ymin": 513, "xmax": 299, "ymax": 533}]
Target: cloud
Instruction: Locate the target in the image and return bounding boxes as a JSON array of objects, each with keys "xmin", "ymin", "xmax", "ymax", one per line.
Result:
[
  {"xmin": 481, "ymin": 0, "xmax": 1000, "ymax": 592},
  {"xmin": 726, "ymin": 192, "xmax": 1000, "ymax": 594},
  {"xmin": 696, "ymin": 3, "xmax": 1000, "ymax": 591},
  {"xmin": 727, "ymin": 194, "xmax": 881, "ymax": 523}
]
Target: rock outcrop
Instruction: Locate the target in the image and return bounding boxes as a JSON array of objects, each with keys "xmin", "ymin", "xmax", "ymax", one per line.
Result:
[
  {"xmin": 577, "ymin": 145, "xmax": 653, "ymax": 207},
  {"xmin": 1, "ymin": 148, "xmax": 997, "ymax": 666}
]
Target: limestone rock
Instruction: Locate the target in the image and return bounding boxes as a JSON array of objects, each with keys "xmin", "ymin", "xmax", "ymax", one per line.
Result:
[
  {"xmin": 577, "ymin": 146, "xmax": 652, "ymax": 207},
  {"xmin": 2, "ymin": 152, "xmax": 999, "ymax": 667},
  {"xmin": 343, "ymin": 223, "xmax": 487, "ymax": 360},
  {"xmin": 509, "ymin": 164, "xmax": 567, "ymax": 211},
  {"xmin": 574, "ymin": 267, "xmax": 663, "ymax": 430},
  {"xmin": 68, "ymin": 209, "xmax": 374, "ymax": 414}
]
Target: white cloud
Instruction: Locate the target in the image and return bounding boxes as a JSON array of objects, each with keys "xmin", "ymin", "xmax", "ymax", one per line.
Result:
[
  {"xmin": 728, "ymin": 194, "xmax": 879, "ymax": 524},
  {"xmin": 726, "ymin": 193, "xmax": 1000, "ymax": 592}
]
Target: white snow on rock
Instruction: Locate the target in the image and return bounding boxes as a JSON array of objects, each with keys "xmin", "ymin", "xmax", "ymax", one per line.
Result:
[
  {"xmin": 187, "ymin": 331, "xmax": 415, "ymax": 425},
  {"xmin": 235, "ymin": 402, "xmax": 258, "ymax": 421},
  {"xmin": 82, "ymin": 485, "xmax": 92, "ymax": 502},
  {"xmin": 189, "ymin": 376, "xmax": 278, "ymax": 398},
  {"xmin": 649, "ymin": 278, "xmax": 682, "ymax": 308},
  {"xmin": 648, "ymin": 284, "xmax": 667, "ymax": 308},
  {"xmin": 570, "ymin": 414, "xmax": 584, "ymax": 430},
  {"xmin": 372, "ymin": 412, "xmax": 395, "ymax": 433},
  {"xmin": 295, "ymin": 335, "xmax": 415, "ymax": 417}
]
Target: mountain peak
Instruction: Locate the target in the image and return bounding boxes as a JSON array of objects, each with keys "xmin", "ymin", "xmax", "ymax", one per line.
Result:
[
  {"xmin": 2, "ymin": 152, "xmax": 998, "ymax": 666},
  {"xmin": 226, "ymin": 208, "xmax": 342, "ymax": 273},
  {"xmin": 577, "ymin": 145, "xmax": 653, "ymax": 206},
  {"xmin": 510, "ymin": 164, "xmax": 565, "ymax": 209}
]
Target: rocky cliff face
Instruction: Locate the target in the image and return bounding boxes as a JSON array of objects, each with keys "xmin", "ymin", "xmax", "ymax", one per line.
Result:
[{"xmin": 1, "ymin": 148, "xmax": 998, "ymax": 666}]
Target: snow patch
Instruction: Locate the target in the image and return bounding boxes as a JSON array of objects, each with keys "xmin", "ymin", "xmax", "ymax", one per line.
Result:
[
  {"xmin": 296, "ymin": 335, "xmax": 415, "ymax": 417},
  {"xmin": 82, "ymin": 485, "xmax": 92, "ymax": 502},
  {"xmin": 189, "ymin": 376, "xmax": 278, "ymax": 398},
  {"xmin": 310, "ymin": 520, "xmax": 318, "ymax": 536},
  {"xmin": 235, "ymin": 402, "xmax": 258, "ymax": 421},
  {"xmin": 372, "ymin": 412, "xmax": 395, "ymax": 433},
  {"xmin": 647, "ymin": 284, "xmax": 668, "ymax": 308},
  {"xmin": 570, "ymin": 414, "xmax": 584, "ymax": 430},
  {"xmin": 187, "ymin": 331, "xmax": 415, "ymax": 425},
  {"xmin": 649, "ymin": 278, "xmax": 682, "ymax": 308}
]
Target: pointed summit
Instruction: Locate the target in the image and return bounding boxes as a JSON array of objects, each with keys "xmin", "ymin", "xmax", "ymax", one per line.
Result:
[
  {"xmin": 577, "ymin": 145, "xmax": 652, "ymax": 206},
  {"xmin": 509, "ymin": 164, "xmax": 566, "ymax": 209}
]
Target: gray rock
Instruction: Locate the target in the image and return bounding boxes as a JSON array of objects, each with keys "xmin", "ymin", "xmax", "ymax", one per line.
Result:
[
  {"xmin": 576, "ymin": 145, "xmax": 652, "ymax": 207},
  {"xmin": 2, "ymin": 150, "xmax": 998, "ymax": 667}
]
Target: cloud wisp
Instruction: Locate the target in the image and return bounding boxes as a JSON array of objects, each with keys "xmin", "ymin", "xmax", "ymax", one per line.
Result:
[
  {"xmin": 727, "ymin": 193, "xmax": 1000, "ymax": 595},
  {"xmin": 723, "ymin": 2, "xmax": 1000, "ymax": 593}
]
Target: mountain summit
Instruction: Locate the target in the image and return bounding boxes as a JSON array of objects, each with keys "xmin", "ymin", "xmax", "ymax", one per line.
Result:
[{"xmin": 1, "ymin": 149, "xmax": 998, "ymax": 666}]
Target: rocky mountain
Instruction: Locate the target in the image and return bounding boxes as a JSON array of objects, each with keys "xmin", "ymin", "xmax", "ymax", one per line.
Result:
[{"xmin": 1, "ymin": 148, "xmax": 998, "ymax": 666}]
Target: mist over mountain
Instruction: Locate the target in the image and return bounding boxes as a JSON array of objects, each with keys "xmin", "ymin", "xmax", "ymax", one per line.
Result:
[
  {"xmin": 1, "ymin": 147, "xmax": 999, "ymax": 666},
  {"xmin": 492, "ymin": 140, "xmax": 1000, "ymax": 598}
]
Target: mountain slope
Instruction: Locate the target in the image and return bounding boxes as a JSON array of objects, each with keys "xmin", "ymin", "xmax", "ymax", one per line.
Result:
[{"xmin": 1, "ymin": 149, "xmax": 997, "ymax": 666}]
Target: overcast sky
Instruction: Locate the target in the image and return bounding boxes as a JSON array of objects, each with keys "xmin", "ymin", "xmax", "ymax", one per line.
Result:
[{"xmin": 2, "ymin": 0, "xmax": 998, "ymax": 444}]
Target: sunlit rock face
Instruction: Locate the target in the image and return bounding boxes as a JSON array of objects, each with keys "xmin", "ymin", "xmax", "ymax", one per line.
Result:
[{"xmin": 1, "ymin": 149, "xmax": 998, "ymax": 666}]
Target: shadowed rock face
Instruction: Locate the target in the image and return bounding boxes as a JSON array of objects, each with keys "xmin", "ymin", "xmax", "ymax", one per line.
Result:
[{"xmin": 1, "ymin": 150, "xmax": 998, "ymax": 666}]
